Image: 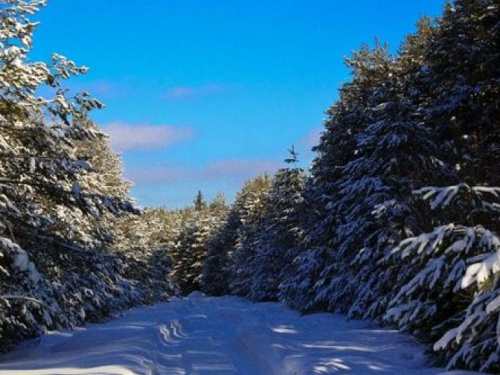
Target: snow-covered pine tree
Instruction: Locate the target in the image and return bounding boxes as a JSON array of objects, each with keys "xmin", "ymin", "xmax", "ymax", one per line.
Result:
[
  {"xmin": 227, "ymin": 174, "xmax": 272, "ymax": 297},
  {"xmin": 270, "ymin": 172, "xmax": 338, "ymax": 313},
  {"xmin": 248, "ymin": 148, "xmax": 307, "ymax": 302},
  {"xmin": 172, "ymin": 194, "xmax": 228, "ymax": 295},
  {"xmin": 202, "ymin": 220, "xmax": 234, "ymax": 296},
  {"xmin": 383, "ymin": 185, "xmax": 500, "ymax": 372},
  {"xmin": 49, "ymin": 118, "xmax": 134, "ymax": 252},
  {"xmin": 311, "ymin": 43, "xmax": 406, "ymax": 313},
  {"xmin": 194, "ymin": 190, "xmax": 207, "ymax": 211},
  {"xmin": 382, "ymin": 1, "xmax": 500, "ymax": 371},
  {"xmin": 202, "ymin": 194, "xmax": 237, "ymax": 296},
  {"xmin": 345, "ymin": 20, "xmax": 457, "ymax": 319},
  {"xmin": 172, "ymin": 210, "xmax": 202, "ymax": 295},
  {"xmin": 421, "ymin": 0, "xmax": 500, "ymax": 189},
  {"xmin": 111, "ymin": 208, "xmax": 180, "ymax": 302},
  {"xmin": 285, "ymin": 45, "xmax": 393, "ymax": 313},
  {"xmin": 0, "ymin": 0, "xmax": 138, "ymax": 350}
]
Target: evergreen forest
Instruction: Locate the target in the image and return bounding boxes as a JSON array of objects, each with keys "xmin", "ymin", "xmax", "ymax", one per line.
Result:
[{"xmin": 0, "ymin": 0, "xmax": 499, "ymax": 372}]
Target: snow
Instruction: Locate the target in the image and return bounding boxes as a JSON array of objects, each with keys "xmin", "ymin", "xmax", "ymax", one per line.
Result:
[
  {"xmin": 486, "ymin": 293, "xmax": 500, "ymax": 314},
  {"xmin": 0, "ymin": 294, "xmax": 480, "ymax": 375},
  {"xmin": 434, "ymin": 327, "xmax": 460, "ymax": 352},
  {"xmin": 461, "ymin": 248, "xmax": 500, "ymax": 288}
]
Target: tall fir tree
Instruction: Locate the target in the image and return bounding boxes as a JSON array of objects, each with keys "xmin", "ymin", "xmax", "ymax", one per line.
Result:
[
  {"xmin": 228, "ymin": 174, "xmax": 273, "ymax": 297},
  {"xmin": 0, "ymin": 0, "xmax": 175, "ymax": 350},
  {"xmin": 248, "ymin": 149, "xmax": 307, "ymax": 302}
]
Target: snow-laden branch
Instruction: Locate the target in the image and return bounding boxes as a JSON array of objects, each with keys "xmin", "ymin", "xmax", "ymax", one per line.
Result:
[
  {"xmin": 0, "ymin": 294, "xmax": 52, "ymax": 311},
  {"xmin": 414, "ymin": 183, "xmax": 500, "ymax": 211}
]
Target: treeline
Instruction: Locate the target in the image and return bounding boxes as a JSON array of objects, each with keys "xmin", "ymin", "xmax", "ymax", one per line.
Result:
[
  {"xmin": 179, "ymin": 1, "xmax": 499, "ymax": 372},
  {"xmin": 0, "ymin": 0, "xmax": 179, "ymax": 350}
]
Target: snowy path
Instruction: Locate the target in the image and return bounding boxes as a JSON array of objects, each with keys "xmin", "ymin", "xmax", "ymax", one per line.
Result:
[{"xmin": 0, "ymin": 293, "xmax": 479, "ymax": 375}]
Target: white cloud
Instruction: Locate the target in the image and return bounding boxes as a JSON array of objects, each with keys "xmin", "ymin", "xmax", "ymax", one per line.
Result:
[
  {"xmin": 162, "ymin": 84, "xmax": 229, "ymax": 100},
  {"xmin": 103, "ymin": 122, "xmax": 194, "ymax": 152},
  {"xmin": 69, "ymin": 80, "xmax": 134, "ymax": 99},
  {"xmin": 126, "ymin": 159, "xmax": 281, "ymax": 184},
  {"xmin": 125, "ymin": 167, "xmax": 190, "ymax": 184},
  {"xmin": 204, "ymin": 159, "xmax": 281, "ymax": 178},
  {"xmin": 298, "ymin": 127, "xmax": 323, "ymax": 149}
]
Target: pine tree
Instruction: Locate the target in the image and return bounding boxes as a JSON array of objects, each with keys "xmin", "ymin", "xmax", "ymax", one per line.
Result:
[
  {"xmin": 227, "ymin": 174, "xmax": 272, "ymax": 297},
  {"xmin": 194, "ymin": 190, "xmax": 206, "ymax": 211},
  {"xmin": 248, "ymin": 149, "xmax": 307, "ymax": 302},
  {"xmin": 380, "ymin": 2, "xmax": 500, "ymax": 371},
  {"xmin": 0, "ymin": 0, "xmax": 144, "ymax": 350},
  {"xmin": 202, "ymin": 204, "xmax": 241, "ymax": 296},
  {"xmin": 172, "ymin": 195, "xmax": 228, "ymax": 295},
  {"xmin": 111, "ymin": 208, "xmax": 179, "ymax": 302},
  {"xmin": 421, "ymin": 0, "xmax": 500, "ymax": 187}
]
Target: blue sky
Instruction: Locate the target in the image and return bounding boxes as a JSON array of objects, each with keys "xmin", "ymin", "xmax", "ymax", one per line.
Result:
[{"xmin": 32, "ymin": 0, "xmax": 445, "ymax": 208}]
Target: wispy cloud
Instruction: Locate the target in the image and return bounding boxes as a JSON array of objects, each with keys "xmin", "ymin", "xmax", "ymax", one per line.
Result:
[
  {"xmin": 69, "ymin": 80, "xmax": 133, "ymax": 98},
  {"xmin": 126, "ymin": 167, "xmax": 191, "ymax": 184},
  {"xmin": 298, "ymin": 127, "xmax": 323, "ymax": 149},
  {"xmin": 204, "ymin": 159, "xmax": 281, "ymax": 178},
  {"xmin": 103, "ymin": 122, "xmax": 195, "ymax": 152},
  {"xmin": 126, "ymin": 159, "xmax": 281, "ymax": 184},
  {"xmin": 162, "ymin": 83, "xmax": 230, "ymax": 100}
]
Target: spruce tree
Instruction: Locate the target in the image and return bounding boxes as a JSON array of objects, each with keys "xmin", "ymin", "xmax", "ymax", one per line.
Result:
[
  {"xmin": 381, "ymin": 2, "xmax": 500, "ymax": 371},
  {"xmin": 248, "ymin": 149, "xmax": 307, "ymax": 302},
  {"xmin": 194, "ymin": 190, "xmax": 206, "ymax": 211},
  {"xmin": 227, "ymin": 174, "xmax": 272, "ymax": 297},
  {"xmin": 172, "ymin": 195, "xmax": 228, "ymax": 294},
  {"xmin": 0, "ymin": 0, "xmax": 148, "ymax": 349}
]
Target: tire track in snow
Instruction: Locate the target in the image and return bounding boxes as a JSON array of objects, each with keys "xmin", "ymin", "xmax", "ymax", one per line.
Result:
[{"xmin": 0, "ymin": 294, "xmax": 481, "ymax": 375}]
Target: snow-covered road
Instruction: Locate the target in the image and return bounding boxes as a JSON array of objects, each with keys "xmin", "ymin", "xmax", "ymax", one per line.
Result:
[{"xmin": 0, "ymin": 293, "xmax": 479, "ymax": 375}]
